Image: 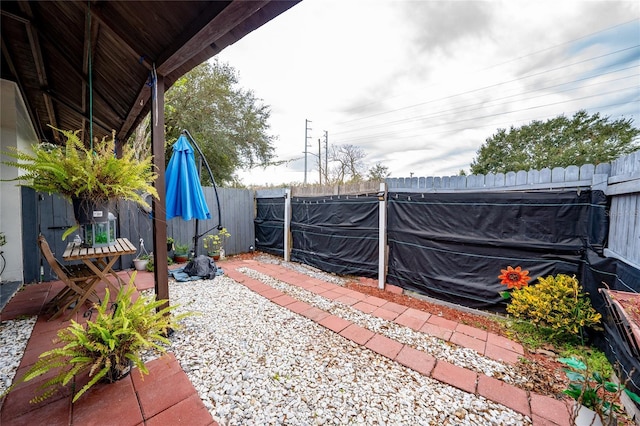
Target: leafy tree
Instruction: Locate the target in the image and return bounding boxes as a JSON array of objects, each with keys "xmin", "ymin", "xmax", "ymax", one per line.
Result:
[
  {"xmin": 164, "ymin": 60, "xmax": 276, "ymax": 186},
  {"xmin": 470, "ymin": 110, "xmax": 639, "ymax": 174},
  {"xmin": 368, "ymin": 162, "xmax": 390, "ymax": 181}
]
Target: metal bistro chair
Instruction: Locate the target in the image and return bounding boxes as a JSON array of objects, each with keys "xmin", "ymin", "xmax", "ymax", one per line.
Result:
[{"xmin": 38, "ymin": 235, "xmax": 101, "ymax": 321}]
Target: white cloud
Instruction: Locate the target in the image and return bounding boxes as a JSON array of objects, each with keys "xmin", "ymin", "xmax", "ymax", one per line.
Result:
[{"xmin": 217, "ymin": 0, "xmax": 640, "ymax": 185}]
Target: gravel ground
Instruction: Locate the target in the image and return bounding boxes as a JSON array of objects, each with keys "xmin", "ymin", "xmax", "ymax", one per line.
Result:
[
  {"xmin": 168, "ymin": 274, "xmax": 531, "ymax": 425},
  {"xmin": 0, "ymin": 316, "xmax": 37, "ymax": 395},
  {"xmin": 1, "ymin": 264, "xmax": 532, "ymax": 425},
  {"xmin": 237, "ymin": 267, "xmax": 525, "ymax": 385}
]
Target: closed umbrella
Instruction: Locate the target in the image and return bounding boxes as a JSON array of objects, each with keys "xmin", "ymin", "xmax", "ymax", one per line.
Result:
[{"xmin": 165, "ymin": 135, "xmax": 211, "ymax": 221}]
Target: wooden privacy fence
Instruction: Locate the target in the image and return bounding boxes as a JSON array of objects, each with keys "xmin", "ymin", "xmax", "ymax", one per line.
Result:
[
  {"xmin": 256, "ymin": 151, "xmax": 640, "ymax": 290},
  {"xmin": 603, "ymin": 151, "xmax": 640, "ymax": 269},
  {"xmin": 26, "ymin": 186, "xmax": 255, "ymax": 282}
]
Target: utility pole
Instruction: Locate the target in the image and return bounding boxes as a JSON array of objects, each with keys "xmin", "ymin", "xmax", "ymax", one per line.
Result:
[
  {"xmin": 318, "ymin": 138, "xmax": 322, "ymax": 185},
  {"xmin": 324, "ymin": 130, "xmax": 328, "ymax": 183},
  {"xmin": 304, "ymin": 119, "xmax": 312, "ymax": 185}
]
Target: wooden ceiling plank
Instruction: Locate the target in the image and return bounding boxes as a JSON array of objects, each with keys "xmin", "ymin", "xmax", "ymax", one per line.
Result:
[
  {"xmin": 19, "ymin": 1, "xmax": 59, "ymax": 132},
  {"xmin": 46, "ymin": 88, "xmax": 113, "ymax": 134},
  {"xmin": 78, "ymin": 2, "xmax": 153, "ymax": 71},
  {"xmin": 28, "ymin": 22, "xmax": 127, "ymax": 126},
  {"xmin": 156, "ymin": 0, "xmax": 269, "ymax": 76},
  {"xmin": 1, "ymin": 36, "xmax": 46, "ymax": 140}
]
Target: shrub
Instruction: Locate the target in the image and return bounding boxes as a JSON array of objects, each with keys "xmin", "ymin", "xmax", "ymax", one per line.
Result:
[{"xmin": 507, "ymin": 274, "xmax": 601, "ymax": 340}]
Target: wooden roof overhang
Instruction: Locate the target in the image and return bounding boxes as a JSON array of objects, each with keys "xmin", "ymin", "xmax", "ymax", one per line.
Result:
[{"xmin": 1, "ymin": 0, "xmax": 300, "ymax": 145}]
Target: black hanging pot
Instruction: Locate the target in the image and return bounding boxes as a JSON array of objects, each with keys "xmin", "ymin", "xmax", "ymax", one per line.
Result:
[
  {"xmin": 103, "ymin": 358, "xmax": 133, "ymax": 383},
  {"xmin": 72, "ymin": 197, "xmax": 113, "ymax": 225}
]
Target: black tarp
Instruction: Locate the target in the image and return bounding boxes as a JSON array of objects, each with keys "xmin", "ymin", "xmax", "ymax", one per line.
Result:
[
  {"xmin": 254, "ymin": 197, "xmax": 285, "ymax": 256},
  {"xmin": 386, "ymin": 190, "xmax": 609, "ymax": 310},
  {"xmin": 291, "ymin": 195, "xmax": 379, "ymax": 277},
  {"xmin": 581, "ymin": 252, "xmax": 640, "ymax": 398}
]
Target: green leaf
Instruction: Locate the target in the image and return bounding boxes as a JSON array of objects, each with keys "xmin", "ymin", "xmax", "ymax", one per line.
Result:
[
  {"xmin": 499, "ymin": 291, "xmax": 511, "ymax": 299},
  {"xmin": 624, "ymin": 389, "xmax": 640, "ymax": 403},
  {"xmin": 592, "ymin": 371, "xmax": 603, "ymax": 384},
  {"xmin": 564, "ymin": 371, "xmax": 586, "ymax": 382},
  {"xmin": 603, "ymin": 381, "xmax": 619, "ymax": 393},
  {"xmin": 558, "ymin": 357, "xmax": 587, "ymax": 370},
  {"xmin": 61, "ymin": 224, "xmax": 79, "ymax": 241}
]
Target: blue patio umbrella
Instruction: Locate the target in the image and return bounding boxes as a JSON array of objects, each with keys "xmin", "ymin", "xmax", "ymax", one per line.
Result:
[{"xmin": 165, "ymin": 135, "xmax": 211, "ymax": 221}]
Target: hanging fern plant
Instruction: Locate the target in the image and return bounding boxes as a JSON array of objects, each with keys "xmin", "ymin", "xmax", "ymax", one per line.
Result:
[{"xmin": 2, "ymin": 125, "xmax": 158, "ymax": 210}]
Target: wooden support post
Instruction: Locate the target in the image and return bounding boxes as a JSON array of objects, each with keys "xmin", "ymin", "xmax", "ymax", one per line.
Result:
[{"xmin": 150, "ymin": 74, "xmax": 169, "ymax": 305}]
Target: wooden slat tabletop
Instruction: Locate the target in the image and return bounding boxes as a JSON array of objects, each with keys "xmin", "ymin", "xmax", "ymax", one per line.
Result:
[{"xmin": 63, "ymin": 238, "xmax": 137, "ymax": 261}]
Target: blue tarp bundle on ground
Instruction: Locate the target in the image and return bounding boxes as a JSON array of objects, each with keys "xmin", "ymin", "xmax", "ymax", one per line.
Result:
[{"xmin": 170, "ymin": 255, "xmax": 223, "ymax": 281}]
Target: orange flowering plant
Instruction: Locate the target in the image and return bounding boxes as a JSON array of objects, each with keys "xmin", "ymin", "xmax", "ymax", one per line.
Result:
[{"xmin": 498, "ymin": 265, "xmax": 531, "ymax": 299}]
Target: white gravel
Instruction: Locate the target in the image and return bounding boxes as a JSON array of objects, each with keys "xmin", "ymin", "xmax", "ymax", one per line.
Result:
[
  {"xmin": 168, "ymin": 274, "xmax": 531, "ymax": 425},
  {"xmin": 0, "ymin": 316, "xmax": 37, "ymax": 395},
  {"xmin": 237, "ymin": 267, "xmax": 525, "ymax": 385},
  {"xmin": 1, "ymin": 262, "xmax": 532, "ymax": 425}
]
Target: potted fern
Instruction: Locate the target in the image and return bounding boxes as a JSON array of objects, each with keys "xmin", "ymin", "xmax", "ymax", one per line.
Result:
[
  {"xmin": 10, "ymin": 278, "xmax": 188, "ymax": 403},
  {"xmin": 2, "ymin": 125, "xmax": 158, "ymax": 242}
]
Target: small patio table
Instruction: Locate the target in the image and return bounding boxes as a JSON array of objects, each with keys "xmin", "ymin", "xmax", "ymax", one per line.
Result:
[{"xmin": 62, "ymin": 237, "xmax": 137, "ymax": 296}]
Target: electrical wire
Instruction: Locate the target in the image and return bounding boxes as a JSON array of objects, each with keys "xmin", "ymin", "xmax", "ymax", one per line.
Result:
[{"xmin": 336, "ymin": 18, "xmax": 640, "ymax": 122}]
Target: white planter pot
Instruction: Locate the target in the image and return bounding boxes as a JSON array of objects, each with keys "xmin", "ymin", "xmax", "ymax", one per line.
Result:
[
  {"xmin": 133, "ymin": 259, "xmax": 149, "ymax": 271},
  {"xmin": 574, "ymin": 405, "xmax": 602, "ymax": 426},
  {"xmin": 573, "ymin": 404, "xmax": 617, "ymax": 426}
]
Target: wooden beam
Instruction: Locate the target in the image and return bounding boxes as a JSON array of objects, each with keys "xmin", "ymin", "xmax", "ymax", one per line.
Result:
[
  {"xmin": 19, "ymin": 1, "xmax": 58, "ymax": 139},
  {"xmin": 78, "ymin": 2, "xmax": 153, "ymax": 71},
  {"xmin": 117, "ymin": 81, "xmax": 151, "ymax": 142},
  {"xmin": 156, "ymin": 0, "xmax": 269, "ymax": 76},
  {"xmin": 151, "ymin": 75, "xmax": 169, "ymax": 307}
]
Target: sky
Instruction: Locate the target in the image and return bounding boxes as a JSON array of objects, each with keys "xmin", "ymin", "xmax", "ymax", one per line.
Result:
[{"xmin": 216, "ymin": 0, "xmax": 640, "ymax": 186}]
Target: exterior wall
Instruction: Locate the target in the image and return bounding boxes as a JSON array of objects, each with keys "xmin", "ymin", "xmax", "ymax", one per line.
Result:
[{"xmin": 0, "ymin": 79, "xmax": 38, "ymax": 282}]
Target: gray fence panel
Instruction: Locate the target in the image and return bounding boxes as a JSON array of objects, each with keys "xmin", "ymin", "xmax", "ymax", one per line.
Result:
[
  {"xmin": 605, "ymin": 151, "xmax": 640, "ymax": 267},
  {"xmin": 166, "ymin": 187, "xmax": 254, "ymax": 257},
  {"xmin": 25, "ymin": 187, "xmax": 254, "ymax": 280}
]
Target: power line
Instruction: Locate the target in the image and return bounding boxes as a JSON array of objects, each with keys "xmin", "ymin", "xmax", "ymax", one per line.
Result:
[
  {"xmin": 337, "ymin": 98, "xmax": 639, "ymax": 145},
  {"xmin": 335, "ymin": 44, "xmax": 639, "ymax": 127},
  {"xmin": 333, "ymin": 67, "xmax": 639, "ymax": 136},
  {"xmin": 336, "ymin": 18, "xmax": 640, "ymax": 122}
]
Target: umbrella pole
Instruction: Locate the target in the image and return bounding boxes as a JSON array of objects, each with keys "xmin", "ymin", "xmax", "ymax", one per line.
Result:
[{"xmin": 193, "ymin": 219, "xmax": 199, "ymax": 257}]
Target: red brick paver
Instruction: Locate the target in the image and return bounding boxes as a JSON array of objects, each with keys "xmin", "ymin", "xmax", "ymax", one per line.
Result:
[
  {"xmin": 364, "ymin": 334, "xmax": 404, "ymax": 359},
  {"xmin": 339, "ymin": 323, "xmax": 375, "ymax": 345},
  {"xmin": 394, "ymin": 346, "xmax": 436, "ymax": 376},
  {"xmin": 318, "ymin": 315, "xmax": 351, "ymax": 333},
  {"xmin": 431, "ymin": 360, "xmax": 477, "ymax": 394},
  {"xmin": 477, "ymin": 374, "xmax": 530, "ymax": 416},
  {"xmin": 530, "ymin": 393, "xmax": 571, "ymax": 426}
]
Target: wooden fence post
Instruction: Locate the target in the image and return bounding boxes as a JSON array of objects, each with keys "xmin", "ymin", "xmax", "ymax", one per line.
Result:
[
  {"xmin": 378, "ymin": 182, "xmax": 387, "ymax": 290},
  {"xmin": 284, "ymin": 188, "xmax": 291, "ymax": 262}
]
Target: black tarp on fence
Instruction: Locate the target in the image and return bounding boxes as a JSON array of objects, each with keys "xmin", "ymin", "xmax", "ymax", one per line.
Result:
[
  {"xmin": 386, "ymin": 190, "xmax": 609, "ymax": 310},
  {"xmin": 290, "ymin": 194, "xmax": 379, "ymax": 277},
  {"xmin": 254, "ymin": 197, "xmax": 285, "ymax": 256}
]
